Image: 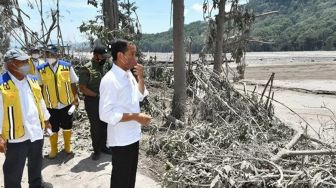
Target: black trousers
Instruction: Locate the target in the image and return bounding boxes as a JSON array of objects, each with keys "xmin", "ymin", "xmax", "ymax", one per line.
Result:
[
  {"xmin": 3, "ymin": 139, "xmax": 44, "ymax": 188},
  {"xmin": 84, "ymin": 96, "xmax": 108, "ymax": 154},
  {"xmin": 110, "ymin": 141, "xmax": 139, "ymax": 188},
  {"xmin": 48, "ymin": 105, "xmax": 73, "ymax": 132}
]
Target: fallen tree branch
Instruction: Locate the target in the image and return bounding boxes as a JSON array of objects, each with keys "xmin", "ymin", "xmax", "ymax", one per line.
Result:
[
  {"xmin": 235, "ymin": 85, "xmax": 321, "ymax": 137},
  {"xmin": 283, "ymin": 149, "xmax": 336, "ymax": 156},
  {"xmin": 250, "ymin": 157, "xmax": 284, "ymax": 186},
  {"xmin": 302, "ymin": 134, "xmax": 334, "ymax": 149},
  {"xmin": 147, "ymin": 99, "xmax": 185, "ymax": 127}
]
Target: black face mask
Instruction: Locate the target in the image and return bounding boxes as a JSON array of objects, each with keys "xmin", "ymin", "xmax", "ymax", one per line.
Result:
[{"xmin": 98, "ymin": 59, "xmax": 106, "ymax": 65}]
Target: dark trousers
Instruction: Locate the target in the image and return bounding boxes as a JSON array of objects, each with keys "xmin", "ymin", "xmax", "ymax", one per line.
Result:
[
  {"xmin": 48, "ymin": 105, "xmax": 73, "ymax": 132},
  {"xmin": 3, "ymin": 139, "xmax": 44, "ymax": 188},
  {"xmin": 110, "ymin": 141, "xmax": 139, "ymax": 188},
  {"xmin": 84, "ymin": 96, "xmax": 107, "ymax": 154}
]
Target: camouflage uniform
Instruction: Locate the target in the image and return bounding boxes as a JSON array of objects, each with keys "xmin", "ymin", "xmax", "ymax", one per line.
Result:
[{"xmin": 79, "ymin": 59, "xmax": 111, "ymax": 156}]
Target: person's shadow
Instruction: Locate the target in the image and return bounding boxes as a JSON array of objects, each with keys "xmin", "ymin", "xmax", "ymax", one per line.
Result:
[
  {"xmin": 42, "ymin": 151, "xmax": 75, "ymax": 170},
  {"xmin": 70, "ymin": 153, "xmax": 111, "ymax": 173}
]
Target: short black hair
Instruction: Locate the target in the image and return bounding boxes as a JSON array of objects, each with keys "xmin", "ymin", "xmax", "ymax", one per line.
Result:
[{"xmin": 108, "ymin": 39, "xmax": 129, "ymax": 61}]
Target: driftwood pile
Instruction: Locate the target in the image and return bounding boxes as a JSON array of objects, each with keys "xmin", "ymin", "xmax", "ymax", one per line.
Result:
[{"xmin": 146, "ymin": 63, "xmax": 336, "ymax": 187}]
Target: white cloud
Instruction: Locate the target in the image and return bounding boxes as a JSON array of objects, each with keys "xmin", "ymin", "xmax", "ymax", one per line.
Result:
[{"xmin": 192, "ymin": 3, "xmax": 203, "ymax": 13}]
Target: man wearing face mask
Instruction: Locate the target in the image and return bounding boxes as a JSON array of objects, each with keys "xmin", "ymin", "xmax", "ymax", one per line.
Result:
[
  {"xmin": 79, "ymin": 46, "xmax": 112, "ymax": 160},
  {"xmin": 28, "ymin": 47, "xmax": 44, "ymax": 76},
  {"xmin": 36, "ymin": 44, "xmax": 79, "ymax": 159},
  {"xmin": 99, "ymin": 39, "xmax": 152, "ymax": 188},
  {"xmin": 0, "ymin": 48, "xmax": 52, "ymax": 187}
]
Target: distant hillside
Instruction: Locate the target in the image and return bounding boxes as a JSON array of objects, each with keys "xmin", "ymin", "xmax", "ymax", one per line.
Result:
[
  {"xmin": 139, "ymin": 0, "xmax": 336, "ymax": 52},
  {"xmin": 248, "ymin": 0, "xmax": 336, "ymax": 51},
  {"xmin": 139, "ymin": 21, "xmax": 207, "ymax": 53}
]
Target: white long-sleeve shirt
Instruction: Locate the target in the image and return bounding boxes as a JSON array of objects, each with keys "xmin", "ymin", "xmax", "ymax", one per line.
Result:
[
  {"xmin": 99, "ymin": 64, "xmax": 148, "ymax": 147},
  {"xmin": 0, "ymin": 72, "xmax": 50, "ymax": 143}
]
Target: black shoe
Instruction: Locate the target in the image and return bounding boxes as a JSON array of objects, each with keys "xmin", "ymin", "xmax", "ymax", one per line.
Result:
[
  {"xmin": 91, "ymin": 152, "xmax": 100, "ymax": 161},
  {"xmin": 101, "ymin": 147, "xmax": 112, "ymax": 155}
]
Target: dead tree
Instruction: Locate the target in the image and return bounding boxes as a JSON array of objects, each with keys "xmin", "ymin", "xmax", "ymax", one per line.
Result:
[
  {"xmin": 80, "ymin": 1, "xmax": 141, "ymax": 45},
  {"xmin": 213, "ymin": 0, "xmax": 226, "ymax": 75},
  {"xmin": 171, "ymin": 0, "xmax": 186, "ymax": 122},
  {"xmin": 103, "ymin": 0, "xmax": 119, "ymax": 32},
  {"xmin": 204, "ymin": 0, "xmax": 255, "ymax": 79},
  {"xmin": 13, "ymin": 0, "xmax": 29, "ymax": 46},
  {"xmin": 0, "ymin": 1, "xmax": 12, "ymax": 53},
  {"xmin": 44, "ymin": 10, "xmax": 57, "ymax": 45}
]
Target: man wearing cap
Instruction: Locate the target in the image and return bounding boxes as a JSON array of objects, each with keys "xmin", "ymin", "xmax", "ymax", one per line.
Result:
[
  {"xmin": 36, "ymin": 44, "xmax": 79, "ymax": 159},
  {"xmin": 28, "ymin": 47, "xmax": 44, "ymax": 76},
  {"xmin": 79, "ymin": 46, "xmax": 112, "ymax": 160},
  {"xmin": 0, "ymin": 48, "xmax": 52, "ymax": 187}
]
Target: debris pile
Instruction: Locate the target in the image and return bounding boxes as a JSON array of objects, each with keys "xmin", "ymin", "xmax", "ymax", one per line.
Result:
[{"xmin": 147, "ymin": 64, "xmax": 336, "ymax": 187}]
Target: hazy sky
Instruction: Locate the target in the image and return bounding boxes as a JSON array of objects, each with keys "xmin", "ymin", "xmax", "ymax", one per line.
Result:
[{"xmin": 15, "ymin": 0, "xmax": 211, "ymax": 45}]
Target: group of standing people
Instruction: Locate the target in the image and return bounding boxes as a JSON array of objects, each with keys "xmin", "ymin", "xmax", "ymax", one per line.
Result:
[{"xmin": 0, "ymin": 39, "xmax": 152, "ymax": 188}]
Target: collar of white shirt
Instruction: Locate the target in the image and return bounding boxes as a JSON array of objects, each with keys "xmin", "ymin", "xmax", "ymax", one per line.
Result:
[
  {"xmin": 8, "ymin": 71, "xmax": 27, "ymax": 85},
  {"xmin": 112, "ymin": 63, "xmax": 130, "ymax": 79},
  {"xmin": 49, "ymin": 61, "xmax": 59, "ymax": 72}
]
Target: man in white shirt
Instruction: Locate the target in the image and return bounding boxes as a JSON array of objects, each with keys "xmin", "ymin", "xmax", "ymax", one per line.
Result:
[
  {"xmin": 99, "ymin": 39, "xmax": 152, "ymax": 188},
  {"xmin": 37, "ymin": 44, "xmax": 79, "ymax": 159},
  {"xmin": 0, "ymin": 48, "xmax": 52, "ymax": 188}
]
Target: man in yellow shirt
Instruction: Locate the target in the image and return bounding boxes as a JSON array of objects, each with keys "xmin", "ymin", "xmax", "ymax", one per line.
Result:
[
  {"xmin": 0, "ymin": 48, "xmax": 52, "ymax": 187},
  {"xmin": 37, "ymin": 44, "xmax": 79, "ymax": 159}
]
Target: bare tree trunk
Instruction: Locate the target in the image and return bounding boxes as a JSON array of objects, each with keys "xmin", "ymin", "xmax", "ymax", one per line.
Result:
[
  {"xmin": 213, "ymin": 0, "xmax": 226, "ymax": 74},
  {"xmin": 103, "ymin": 0, "xmax": 119, "ymax": 32},
  {"xmin": 14, "ymin": 0, "xmax": 29, "ymax": 46},
  {"xmin": 44, "ymin": 11, "xmax": 57, "ymax": 45},
  {"xmin": 0, "ymin": 2, "xmax": 12, "ymax": 53},
  {"xmin": 188, "ymin": 37, "xmax": 192, "ymax": 72},
  {"xmin": 171, "ymin": 0, "xmax": 186, "ymax": 121}
]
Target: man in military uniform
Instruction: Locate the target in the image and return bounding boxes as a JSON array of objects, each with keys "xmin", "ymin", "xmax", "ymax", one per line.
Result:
[
  {"xmin": 37, "ymin": 44, "xmax": 79, "ymax": 159},
  {"xmin": 79, "ymin": 46, "xmax": 112, "ymax": 160}
]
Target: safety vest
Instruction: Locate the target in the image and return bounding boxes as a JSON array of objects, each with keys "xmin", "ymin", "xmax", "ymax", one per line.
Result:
[
  {"xmin": 29, "ymin": 58, "xmax": 45, "ymax": 75},
  {"xmin": 37, "ymin": 60, "xmax": 74, "ymax": 109},
  {"xmin": 0, "ymin": 72, "xmax": 45, "ymax": 140}
]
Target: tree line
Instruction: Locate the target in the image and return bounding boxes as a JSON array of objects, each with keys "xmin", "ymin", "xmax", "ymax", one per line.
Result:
[{"xmin": 139, "ymin": 0, "xmax": 336, "ymax": 52}]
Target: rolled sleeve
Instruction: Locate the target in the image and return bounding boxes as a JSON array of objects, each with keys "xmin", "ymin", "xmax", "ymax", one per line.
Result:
[
  {"xmin": 78, "ymin": 68, "xmax": 90, "ymax": 85},
  {"xmin": 138, "ymin": 87, "xmax": 149, "ymax": 102},
  {"xmin": 70, "ymin": 66, "xmax": 79, "ymax": 83},
  {"xmin": 99, "ymin": 77, "xmax": 123, "ymax": 125},
  {"xmin": 40, "ymin": 98, "xmax": 50, "ymax": 121}
]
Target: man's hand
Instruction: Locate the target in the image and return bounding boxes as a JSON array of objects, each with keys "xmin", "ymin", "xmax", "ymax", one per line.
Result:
[
  {"xmin": 134, "ymin": 64, "xmax": 146, "ymax": 94},
  {"xmin": 44, "ymin": 121, "xmax": 52, "ymax": 131},
  {"xmin": 72, "ymin": 96, "xmax": 79, "ymax": 107},
  {"xmin": 0, "ymin": 135, "xmax": 7, "ymax": 153},
  {"xmin": 133, "ymin": 64, "xmax": 144, "ymax": 81},
  {"xmin": 135, "ymin": 113, "xmax": 152, "ymax": 126},
  {"xmin": 44, "ymin": 121, "xmax": 52, "ymax": 136}
]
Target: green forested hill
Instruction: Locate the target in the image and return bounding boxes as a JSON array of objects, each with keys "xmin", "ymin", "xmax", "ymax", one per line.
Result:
[
  {"xmin": 139, "ymin": 21, "xmax": 207, "ymax": 53},
  {"xmin": 139, "ymin": 0, "xmax": 336, "ymax": 52},
  {"xmin": 248, "ymin": 0, "xmax": 336, "ymax": 51}
]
